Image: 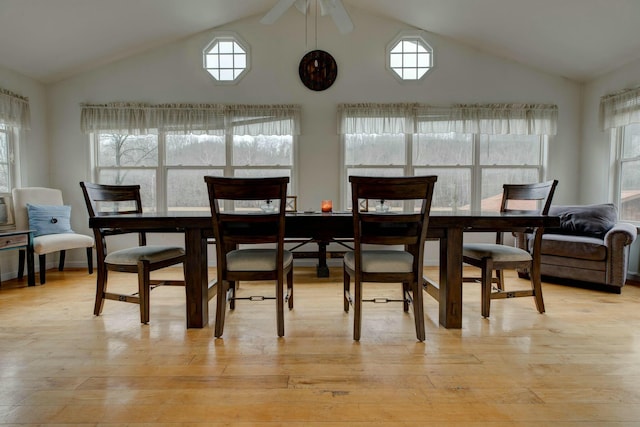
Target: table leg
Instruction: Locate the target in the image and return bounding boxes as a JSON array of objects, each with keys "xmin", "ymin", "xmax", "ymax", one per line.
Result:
[
  {"xmin": 439, "ymin": 227, "xmax": 463, "ymax": 328},
  {"xmin": 317, "ymin": 241, "xmax": 330, "ymax": 277},
  {"xmin": 185, "ymin": 228, "xmax": 208, "ymax": 328}
]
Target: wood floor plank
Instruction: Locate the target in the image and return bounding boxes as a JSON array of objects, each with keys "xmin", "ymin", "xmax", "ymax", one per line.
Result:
[{"xmin": 1, "ymin": 266, "xmax": 640, "ymax": 424}]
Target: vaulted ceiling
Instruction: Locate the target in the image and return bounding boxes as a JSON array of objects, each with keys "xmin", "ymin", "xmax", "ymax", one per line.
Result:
[{"xmin": 1, "ymin": 0, "xmax": 639, "ymax": 84}]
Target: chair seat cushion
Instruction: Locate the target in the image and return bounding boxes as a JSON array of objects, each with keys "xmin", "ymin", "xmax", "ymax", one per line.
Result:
[
  {"xmin": 105, "ymin": 245, "xmax": 185, "ymax": 266},
  {"xmin": 463, "ymin": 243, "xmax": 532, "ymax": 262},
  {"xmin": 344, "ymin": 250, "xmax": 414, "ymax": 273},
  {"xmin": 33, "ymin": 233, "xmax": 94, "ymax": 255},
  {"xmin": 227, "ymin": 248, "xmax": 293, "ymax": 272}
]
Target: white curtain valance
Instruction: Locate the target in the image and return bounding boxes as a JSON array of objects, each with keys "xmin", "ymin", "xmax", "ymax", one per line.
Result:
[
  {"xmin": 227, "ymin": 104, "xmax": 301, "ymax": 136},
  {"xmin": 0, "ymin": 88, "xmax": 30, "ymax": 130},
  {"xmin": 416, "ymin": 103, "xmax": 558, "ymax": 135},
  {"xmin": 338, "ymin": 103, "xmax": 417, "ymax": 135},
  {"xmin": 80, "ymin": 102, "xmax": 151, "ymax": 134},
  {"xmin": 81, "ymin": 103, "xmax": 301, "ymax": 136},
  {"xmin": 599, "ymin": 87, "xmax": 640, "ymax": 131},
  {"xmin": 338, "ymin": 103, "xmax": 558, "ymax": 136}
]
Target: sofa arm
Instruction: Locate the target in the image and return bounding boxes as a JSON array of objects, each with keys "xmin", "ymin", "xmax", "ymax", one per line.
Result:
[
  {"xmin": 604, "ymin": 222, "xmax": 637, "ymax": 287},
  {"xmin": 604, "ymin": 222, "xmax": 637, "ymax": 247}
]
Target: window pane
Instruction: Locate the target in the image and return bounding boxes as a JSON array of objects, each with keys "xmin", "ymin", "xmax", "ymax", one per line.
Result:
[
  {"xmin": 415, "ymin": 167, "xmax": 470, "ymax": 212},
  {"xmin": 480, "ymin": 134, "xmax": 541, "ymax": 165},
  {"xmin": 0, "ymin": 130, "xmax": 8, "ymax": 193},
  {"xmin": 234, "ymin": 169, "xmax": 291, "ymax": 180},
  {"xmin": 414, "ymin": 133, "xmax": 473, "ymax": 165},
  {"xmin": 345, "ymin": 134, "xmax": 405, "ymax": 165},
  {"xmin": 481, "ymin": 168, "xmax": 540, "ymax": 211},
  {"xmin": 98, "ymin": 134, "xmax": 158, "ymax": 167},
  {"xmin": 167, "ymin": 169, "xmax": 222, "ymax": 211},
  {"xmin": 219, "ymin": 54, "xmax": 234, "ymax": 68},
  {"xmin": 623, "ymin": 123, "xmax": 640, "ymax": 158},
  {"xmin": 98, "ymin": 169, "xmax": 157, "ymax": 211},
  {"xmin": 166, "ymin": 134, "xmax": 225, "ymax": 166},
  {"xmin": 621, "ymin": 159, "xmax": 640, "ymax": 221},
  {"xmin": 345, "ymin": 168, "xmax": 403, "ymax": 210},
  {"xmin": 232, "ymin": 135, "xmax": 292, "ymax": 166}
]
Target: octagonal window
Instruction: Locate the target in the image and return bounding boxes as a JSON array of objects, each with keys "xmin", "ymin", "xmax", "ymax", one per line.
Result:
[
  {"xmin": 387, "ymin": 31, "xmax": 433, "ymax": 82},
  {"xmin": 203, "ymin": 33, "xmax": 250, "ymax": 84}
]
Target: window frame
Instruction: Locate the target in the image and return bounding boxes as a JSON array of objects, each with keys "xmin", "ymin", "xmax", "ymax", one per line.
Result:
[
  {"xmin": 0, "ymin": 124, "xmax": 18, "ymax": 229},
  {"xmin": 341, "ymin": 128, "xmax": 547, "ymax": 212},
  {"xmin": 202, "ymin": 32, "xmax": 251, "ymax": 85},
  {"xmin": 92, "ymin": 130, "xmax": 298, "ymax": 213},
  {"xmin": 386, "ymin": 30, "xmax": 434, "ymax": 83},
  {"xmin": 613, "ymin": 124, "xmax": 640, "ymax": 224}
]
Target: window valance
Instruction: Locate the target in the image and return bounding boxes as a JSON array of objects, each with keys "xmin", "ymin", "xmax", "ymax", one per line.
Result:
[
  {"xmin": 416, "ymin": 104, "xmax": 558, "ymax": 135},
  {"xmin": 81, "ymin": 103, "xmax": 301, "ymax": 136},
  {"xmin": 338, "ymin": 103, "xmax": 558, "ymax": 136},
  {"xmin": 0, "ymin": 87, "xmax": 30, "ymax": 130},
  {"xmin": 337, "ymin": 103, "xmax": 417, "ymax": 135},
  {"xmin": 599, "ymin": 87, "xmax": 640, "ymax": 130}
]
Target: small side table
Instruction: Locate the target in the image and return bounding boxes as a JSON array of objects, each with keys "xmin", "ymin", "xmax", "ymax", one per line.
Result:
[{"xmin": 0, "ymin": 230, "xmax": 35, "ymax": 286}]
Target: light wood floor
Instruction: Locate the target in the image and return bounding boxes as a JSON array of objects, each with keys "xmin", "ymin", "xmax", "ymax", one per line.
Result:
[{"xmin": 1, "ymin": 266, "xmax": 640, "ymax": 426}]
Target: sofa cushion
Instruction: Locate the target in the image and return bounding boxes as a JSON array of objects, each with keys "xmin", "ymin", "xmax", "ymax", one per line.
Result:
[
  {"xmin": 545, "ymin": 203, "xmax": 617, "ymax": 238},
  {"xmin": 540, "ymin": 233, "xmax": 608, "ymax": 261}
]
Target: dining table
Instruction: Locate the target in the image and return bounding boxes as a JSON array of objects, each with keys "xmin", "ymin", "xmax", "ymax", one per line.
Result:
[{"xmin": 88, "ymin": 210, "xmax": 559, "ymax": 329}]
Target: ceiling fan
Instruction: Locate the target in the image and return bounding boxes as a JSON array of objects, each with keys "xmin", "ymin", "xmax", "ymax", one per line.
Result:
[{"xmin": 260, "ymin": 0, "xmax": 354, "ymax": 34}]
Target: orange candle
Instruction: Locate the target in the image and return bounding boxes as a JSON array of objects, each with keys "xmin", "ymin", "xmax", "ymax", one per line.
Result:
[{"xmin": 321, "ymin": 200, "xmax": 332, "ymax": 212}]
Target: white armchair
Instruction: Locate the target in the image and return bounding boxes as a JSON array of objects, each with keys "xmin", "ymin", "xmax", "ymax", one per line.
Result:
[{"xmin": 12, "ymin": 187, "xmax": 94, "ymax": 284}]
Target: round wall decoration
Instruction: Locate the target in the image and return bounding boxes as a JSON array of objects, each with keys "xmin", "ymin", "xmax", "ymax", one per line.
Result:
[{"xmin": 298, "ymin": 49, "xmax": 338, "ymax": 91}]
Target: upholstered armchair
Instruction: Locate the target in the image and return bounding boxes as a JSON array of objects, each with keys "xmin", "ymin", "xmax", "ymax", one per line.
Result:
[
  {"xmin": 12, "ymin": 187, "xmax": 94, "ymax": 284},
  {"xmin": 515, "ymin": 203, "xmax": 637, "ymax": 293}
]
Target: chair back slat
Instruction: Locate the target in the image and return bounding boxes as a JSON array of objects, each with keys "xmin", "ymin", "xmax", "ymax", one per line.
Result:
[
  {"xmin": 79, "ymin": 182, "xmax": 147, "ymax": 249},
  {"xmin": 350, "ymin": 175, "xmax": 437, "ymax": 249},
  {"xmin": 205, "ymin": 176, "xmax": 289, "ymax": 250},
  {"xmin": 501, "ymin": 180, "xmax": 558, "ymax": 215}
]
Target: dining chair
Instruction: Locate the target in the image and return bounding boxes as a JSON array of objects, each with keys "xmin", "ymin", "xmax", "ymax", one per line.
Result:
[
  {"xmin": 344, "ymin": 175, "xmax": 437, "ymax": 341},
  {"xmin": 462, "ymin": 179, "xmax": 558, "ymax": 318},
  {"xmin": 79, "ymin": 182, "xmax": 186, "ymax": 324},
  {"xmin": 12, "ymin": 187, "xmax": 95, "ymax": 284},
  {"xmin": 204, "ymin": 176, "xmax": 293, "ymax": 338}
]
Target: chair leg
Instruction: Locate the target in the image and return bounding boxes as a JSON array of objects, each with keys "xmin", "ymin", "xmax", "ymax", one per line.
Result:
[
  {"xmin": 17, "ymin": 249, "xmax": 25, "ymax": 280},
  {"xmin": 214, "ymin": 280, "xmax": 227, "ymax": 338},
  {"xmin": 353, "ymin": 277, "xmax": 362, "ymax": 341},
  {"xmin": 137, "ymin": 260, "xmax": 151, "ymax": 324},
  {"xmin": 39, "ymin": 254, "xmax": 46, "ymax": 285},
  {"xmin": 94, "ymin": 265, "xmax": 108, "ymax": 316},
  {"xmin": 495, "ymin": 269, "xmax": 504, "ymax": 290},
  {"xmin": 402, "ymin": 281, "xmax": 410, "ymax": 312},
  {"xmin": 343, "ymin": 268, "xmax": 350, "ymax": 312},
  {"xmin": 58, "ymin": 250, "xmax": 66, "ymax": 271},
  {"xmin": 530, "ymin": 262, "xmax": 545, "ymax": 314},
  {"xmin": 229, "ymin": 281, "xmax": 236, "ymax": 310},
  {"xmin": 276, "ymin": 275, "xmax": 285, "ymax": 337},
  {"xmin": 86, "ymin": 248, "xmax": 93, "ymax": 274},
  {"xmin": 287, "ymin": 269, "xmax": 294, "ymax": 310},
  {"xmin": 481, "ymin": 260, "xmax": 492, "ymax": 318},
  {"xmin": 412, "ymin": 280, "xmax": 426, "ymax": 342}
]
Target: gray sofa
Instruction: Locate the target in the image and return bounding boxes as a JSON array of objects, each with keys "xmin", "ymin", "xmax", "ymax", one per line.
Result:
[{"xmin": 515, "ymin": 203, "xmax": 637, "ymax": 293}]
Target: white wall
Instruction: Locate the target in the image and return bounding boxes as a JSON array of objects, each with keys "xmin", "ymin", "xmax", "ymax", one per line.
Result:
[
  {"xmin": 39, "ymin": 7, "xmax": 581, "ymax": 267},
  {"xmin": 583, "ymin": 58, "xmax": 640, "ymax": 278}
]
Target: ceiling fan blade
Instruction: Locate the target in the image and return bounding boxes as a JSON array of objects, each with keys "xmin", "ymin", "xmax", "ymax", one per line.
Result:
[
  {"xmin": 318, "ymin": 0, "xmax": 334, "ymax": 16},
  {"xmin": 260, "ymin": 0, "xmax": 297, "ymax": 25},
  {"xmin": 294, "ymin": 0, "xmax": 310, "ymax": 14},
  {"xmin": 328, "ymin": 0, "xmax": 354, "ymax": 34}
]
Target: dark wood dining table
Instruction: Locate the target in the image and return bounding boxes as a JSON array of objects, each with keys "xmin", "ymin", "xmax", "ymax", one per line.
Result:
[{"xmin": 88, "ymin": 210, "xmax": 559, "ymax": 329}]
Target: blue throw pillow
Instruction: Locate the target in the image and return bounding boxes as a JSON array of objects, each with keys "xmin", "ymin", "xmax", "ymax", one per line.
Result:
[{"xmin": 27, "ymin": 203, "xmax": 74, "ymax": 237}]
